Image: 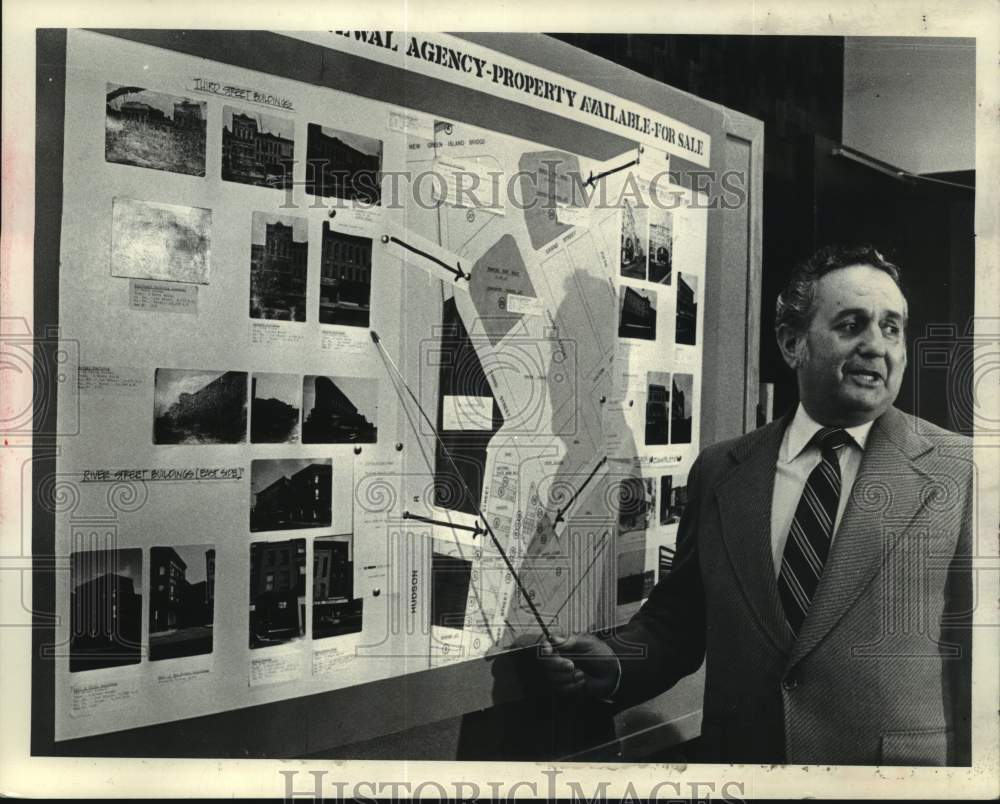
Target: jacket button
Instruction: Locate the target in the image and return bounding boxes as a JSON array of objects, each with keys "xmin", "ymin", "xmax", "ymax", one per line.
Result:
[{"xmin": 782, "ymin": 676, "xmax": 799, "ymax": 691}]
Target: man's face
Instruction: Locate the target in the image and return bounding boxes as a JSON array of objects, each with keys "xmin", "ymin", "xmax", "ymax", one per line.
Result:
[{"xmin": 780, "ymin": 263, "xmax": 908, "ymax": 427}]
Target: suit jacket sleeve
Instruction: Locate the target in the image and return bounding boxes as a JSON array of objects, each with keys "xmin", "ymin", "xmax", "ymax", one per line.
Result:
[
  {"xmin": 941, "ymin": 454, "xmax": 974, "ymax": 765},
  {"xmin": 601, "ymin": 452, "xmax": 708, "ymax": 708}
]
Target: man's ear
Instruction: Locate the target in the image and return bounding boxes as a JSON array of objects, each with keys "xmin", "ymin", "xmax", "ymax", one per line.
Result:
[{"xmin": 776, "ymin": 323, "xmax": 805, "ymax": 370}]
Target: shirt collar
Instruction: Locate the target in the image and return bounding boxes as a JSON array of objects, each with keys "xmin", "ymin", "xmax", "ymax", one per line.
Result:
[{"xmin": 783, "ymin": 403, "xmax": 874, "ymax": 462}]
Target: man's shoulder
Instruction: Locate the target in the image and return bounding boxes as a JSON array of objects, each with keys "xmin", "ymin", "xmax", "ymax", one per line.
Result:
[
  {"xmin": 694, "ymin": 417, "xmax": 787, "ymax": 470},
  {"xmin": 876, "ymin": 407, "xmax": 972, "ymax": 452}
]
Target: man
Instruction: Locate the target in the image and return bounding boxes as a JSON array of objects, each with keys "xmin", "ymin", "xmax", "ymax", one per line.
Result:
[{"xmin": 540, "ymin": 244, "xmax": 973, "ymax": 766}]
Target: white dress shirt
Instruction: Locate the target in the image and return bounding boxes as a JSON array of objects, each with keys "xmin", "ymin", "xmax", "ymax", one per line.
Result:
[{"xmin": 769, "ymin": 404, "xmax": 873, "ymax": 576}]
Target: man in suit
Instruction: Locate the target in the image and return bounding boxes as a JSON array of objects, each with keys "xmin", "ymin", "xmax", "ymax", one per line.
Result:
[{"xmin": 540, "ymin": 244, "xmax": 973, "ymax": 765}]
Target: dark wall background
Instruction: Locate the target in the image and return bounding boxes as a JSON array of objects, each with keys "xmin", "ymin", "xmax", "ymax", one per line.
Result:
[{"xmin": 553, "ymin": 34, "xmax": 975, "ymax": 433}]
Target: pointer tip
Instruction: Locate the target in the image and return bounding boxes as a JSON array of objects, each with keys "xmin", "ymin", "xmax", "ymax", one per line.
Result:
[{"xmin": 370, "ymin": 330, "xmax": 381, "ymax": 344}]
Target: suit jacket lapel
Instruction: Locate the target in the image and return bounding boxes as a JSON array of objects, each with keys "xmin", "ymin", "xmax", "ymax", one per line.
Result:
[
  {"xmin": 786, "ymin": 407, "xmax": 936, "ymax": 667},
  {"xmin": 715, "ymin": 415, "xmax": 795, "ymax": 655}
]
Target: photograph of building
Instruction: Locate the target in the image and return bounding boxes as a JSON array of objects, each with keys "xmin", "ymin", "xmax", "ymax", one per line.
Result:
[
  {"xmin": 250, "ymin": 458, "xmax": 332, "ymax": 532},
  {"xmin": 430, "ymin": 551, "xmax": 473, "ymax": 630},
  {"xmin": 149, "ymin": 545, "xmax": 215, "ymax": 661},
  {"xmin": 675, "ymin": 271, "xmax": 699, "ymax": 345},
  {"xmin": 221, "ymin": 106, "xmax": 294, "ymax": 189},
  {"xmin": 617, "ymin": 475, "xmax": 655, "ymax": 534},
  {"xmin": 645, "ymin": 370, "xmax": 671, "ymax": 446},
  {"xmin": 153, "ymin": 369, "xmax": 247, "ymax": 444},
  {"xmin": 659, "ymin": 474, "xmax": 673, "ymax": 525},
  {"xmin": 306, "ymin": 123, "xmax": 383, "ymax": 204},
  {"xmin": 648, "ymin": 210, "xmax": 673, "ymax": 284},
  {"xmin": 658, "ymin": 544, "xmax": 676, "ymax": 577},
  {"xmin": 312, "ymin": 535, "xmax": 363, "ymax": 640},
  {"xmin": 110, "ymin": 197, "xmax": 212, "ymax": 285},
  {"xmin": 659, "ymin": 473, "xmax": 688, "ymax": 525},
  {"xmin": 617, "ymin": 285, "xmax": 657, "ymax": 341},
  {"xmin": 320, "ymin": 224, "xmax": 373, "ymax": 328},
  {"xmin": 249, "ymin": 212, "xmax": 308, "ymax": 322},
  {"xmin": 251, "ymin": 373, "xmax": 301, "ymax": 444},
  {"xmin": 619, "ymin": 199, "xmax": 647, "ymax": 279},
  {"xmin": 671, "ymin": 374, "xmax": 694, "ymax": 444},
  {"xmin": 248, "ymin": 539, "xmax": 306, "ymax": 648},
  {"xmin": 105, "ymin": 84, "xmax": 206, "ymax": 176},
  {"xmin": 301, "ymin": 375, "xmax": 378, "ymax": 444},
  {"xmin": 70, "ymin": 548, "xmax": 142, "ymax": 673},
  {"xmin": 617, "ymin": 529, "xmax": 654, "ymax": 607}
]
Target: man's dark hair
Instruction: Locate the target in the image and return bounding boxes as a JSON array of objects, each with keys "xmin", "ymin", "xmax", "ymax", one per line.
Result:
[{"xmin": 775, "ymin": 244, "xmax": 903, "ymax": 334}]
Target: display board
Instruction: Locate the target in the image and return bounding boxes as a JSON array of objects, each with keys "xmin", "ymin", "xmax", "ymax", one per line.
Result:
[{"xmin": 50, "ymin": 29, "xmax": 716, "ymax": 743}]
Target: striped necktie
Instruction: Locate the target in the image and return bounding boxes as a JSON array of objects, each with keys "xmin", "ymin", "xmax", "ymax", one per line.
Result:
[{"xmin": 777, "ymin": 426, "xmax": 854, "ymax": 634}]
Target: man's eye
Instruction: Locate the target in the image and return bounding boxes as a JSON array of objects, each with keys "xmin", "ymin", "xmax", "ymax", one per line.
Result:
[
  {"xmin": 882, "ymin": 322, "xmax": 901, "ymax": 337},
  {"xmin": 839, "ymin": 320, "xmax": 858, "ymax": 332}
]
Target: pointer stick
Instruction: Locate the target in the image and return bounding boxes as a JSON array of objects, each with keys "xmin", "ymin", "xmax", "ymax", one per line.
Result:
[
  {"xmin": 371, "ymin": 330, "xmax": 558, "ymax": 647},
  {"xmin": 375, "ymin": 340, "xmax": 499, "ymax": 646}
]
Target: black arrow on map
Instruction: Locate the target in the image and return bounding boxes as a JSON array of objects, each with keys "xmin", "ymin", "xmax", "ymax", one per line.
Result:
[
  {"xmin": 402, "ymin": 510, "xmax": 482, "ymax": 538},
  {"xmin": 585, "ymin": 157, "xmax": 640, "ymax": 188},
  {"xmin": 388, "ymin": 235, "xmax": 470, "ymax": 282},
  {"xmin": 554, "ymin": 456, "xmax": 608, "ymax": 524}
]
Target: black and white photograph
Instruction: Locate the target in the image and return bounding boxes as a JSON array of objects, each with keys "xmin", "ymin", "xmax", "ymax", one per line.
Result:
[
  {"xmin": 312, "ymin": 534, "xmax": 363, "ymax": 640},
  {"xmin": 249, "ymin": 539, "xmax": 307, "ymax": 648},
  {"xmin": 648, "ymin": 209, "xmax": 673, "ymax": 284},
  {"xmin": 105, "ymin": 84, "xmax": 206, "ymax": 176},
  {"xmin": 675, "ymin": 271, "xmax": 699, "ymax": 345},
  {"xmin": 250, "ymin": 372, "xmax": 300, "ymax": 444},
  {"xmin": 153, "ymin": 369, "xmax": 247, "ymax": 445},
  {"xmin": 249, "ymin": 212, "xmax": 308, "ymax": 322},
  {"xmin": 15, "ymin": 14, "xmax": 992, "ymax": 794},
  {"xmin": 305, "ymin": 123, "xmax": 383, "ymax": 204},
  {"xmin": 221, "ymin": 106, "xmax": 294, "ymax": 189},
  {"xmin": 619, "ymin": 199, "xmax": 647, "ymax": 279},
  {"xmin": 148, "ymin": 545, "xmax": 215, "ymax": 661},
  {"xmin": 301, "ymin": 375, "xmax": 378, "ymax": 444},
  {"xmin": 69, "ymin": 548, "xmax": 142, "ymax": 672},
  {"xmin": 320, "ymin": 225, "xmax": 373, "ymax": 327},
  {"xmin": 670, "ymin": 373, "xmax": 694, "ymax": 444},
  {"xmin": 617, "ymin": 475, "xmax": 655, "ymax": 534},
  {"xmin": 658, "ymin": 543, "xmax": 676, "ymax": 577},
  {"xmin": 617, "ymin": 285, "xmax": 657, "ymax": 341},
  {"xmin": 617, "ymin": 537, "xmax": 654, "ymax": 607},
  {"xmin": 250, "ymin": 458, "xmax": 332, "ymax": 532},
  {"xmin": 645, "ymin": 370, "xmax": 671, "ymax": 446},
  {"xmin": 430, "ymin": 550, "xmax": 472, "ymax": 630},
  {"xmin": 659, "ymin": 473, "xmax": 689, "ymax": 525},
  {"xmin": 110, "ymin": 197, "xmax": 212, "ymax": 285}
]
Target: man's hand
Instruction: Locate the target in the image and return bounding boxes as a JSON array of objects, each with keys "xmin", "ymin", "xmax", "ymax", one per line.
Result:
[{"xmin": 538, "ymin": 632, "xmax": 620, "ymax": 699}]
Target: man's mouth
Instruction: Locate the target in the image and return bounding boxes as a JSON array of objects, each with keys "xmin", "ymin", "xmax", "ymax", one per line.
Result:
[{"xmin": 845, "ymin": 368, "xmax": 884, "ymax": 387}]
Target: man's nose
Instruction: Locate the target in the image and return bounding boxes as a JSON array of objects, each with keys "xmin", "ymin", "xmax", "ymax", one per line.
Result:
[{"xmin": 857, "ymin": 322, "xmax": 888, "ymax": 356}]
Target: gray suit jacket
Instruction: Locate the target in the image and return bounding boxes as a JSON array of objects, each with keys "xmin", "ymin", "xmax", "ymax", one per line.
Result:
[{"xmin": 607, "ymin": 407, "xmax": 973, "ymax": 765}]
